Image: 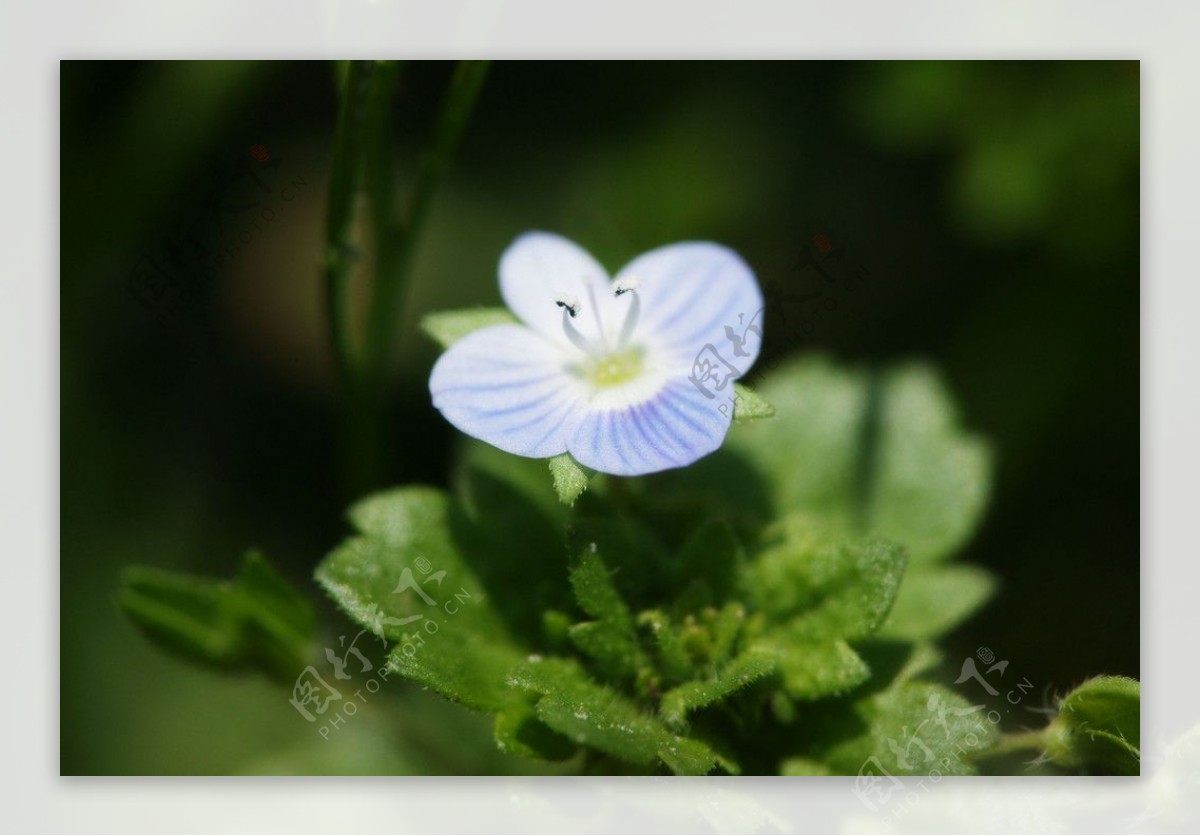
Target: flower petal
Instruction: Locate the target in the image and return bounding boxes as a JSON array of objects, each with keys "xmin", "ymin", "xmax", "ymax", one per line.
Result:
[
  {"xmin": 613, "ymin": 242, "xmax": 764, "ymax": 373},
  {"xmin": 499, "ymin": 231, "xmax": 620, "ymax": 350},
  {"xmin": 566, "ymin": 377, "xmax": 734, "ymax": 476},
  {"xmin": 429, "ymin": 324, "xmax": 583, "ymax": 458}
]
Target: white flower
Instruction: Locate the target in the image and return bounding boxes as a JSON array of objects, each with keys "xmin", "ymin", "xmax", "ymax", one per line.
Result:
[{"xmin": 429, "ymin": 231, "xmax": 763, "ymax": 476}]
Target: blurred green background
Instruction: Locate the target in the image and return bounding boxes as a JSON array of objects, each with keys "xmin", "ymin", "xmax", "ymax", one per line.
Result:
[{"xmin": 60, "ymin": 60, "xmax": 1139, "ymax": 774}]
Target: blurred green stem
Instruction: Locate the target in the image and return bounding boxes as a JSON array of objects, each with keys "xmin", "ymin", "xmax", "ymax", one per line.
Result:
[
  {"xmin": 324, "ymin": 60, "xmax": 489, "ymax": 497},
  {"xmin": 364, "ymin": 60, "xmax": 491, "ymax": 388},
  {"xmin": 324, "ymin": 61, "xmax": 402, "ymax": 495},
  {"xmin": 324, "ymin": 60, "xmax": 376, "ymax": 387}
]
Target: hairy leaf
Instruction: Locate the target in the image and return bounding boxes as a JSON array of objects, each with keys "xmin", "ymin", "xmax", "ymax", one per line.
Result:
[
  {"xmin": 549, "ymin": 453, "xmax": 594, "ymax": 506},
  {"xmin": 508, "ymin": 656, "xmax": 719, "ymax": 775},
  {"xmin": 752, "ymin": 635, "xmax": 870, "ymax": 700},
  {"xmin": 1045, "ymin": 676, "xmax": 1140, "ymax": 774},
  {"xmin": 746, "ymin": 516, "xmax": 907, "ymax": 641},
  {"xmin": 731, "ymin": 383, "xmax": 776, "ymax": 423},
  {"xmin": 660, "ymin": 650, "xmax": 776, "ymax": 727},
  {"xmin": 815, "ymin": 681, "xmax": 998, "ymax": 776}
]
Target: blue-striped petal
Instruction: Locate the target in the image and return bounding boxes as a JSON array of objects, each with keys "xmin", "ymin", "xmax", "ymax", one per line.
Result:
[
  {"xmin": 429, "ymin": 324, "xmax": 583, "ymax": 458},
  {"xmin": 613, "ymin": 242, "xmax": 764, "ymax": 374},
  {"xmin": 499, "ymin": 231, "xmax": 622, "ymax": 351},
  {"xmin": 566, "ymin": 378, "xmax": 733, "ymax": 476}
]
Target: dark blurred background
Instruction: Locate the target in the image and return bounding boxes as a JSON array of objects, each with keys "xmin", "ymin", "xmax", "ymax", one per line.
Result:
[{"xmin": 61, "ymin": 60, "xmax": 1139, "ymax": 774}]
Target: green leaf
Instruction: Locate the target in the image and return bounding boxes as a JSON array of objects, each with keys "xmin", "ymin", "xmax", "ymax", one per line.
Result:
[
  {"xmin": 453, "ymin": 462, "xmax": 575, "ymax": 642},
  {"xmin": 660, "ymin": 650, "xmax": 776, "ymax": 727},
  {"xmin": 728, "ymin": 356, "xmax": 991, "ymax": 564},
  {"xmin": 746, "ymin": 515, "xmax": 907, "ymax": 641},
  {"xmin": 752, "ymin": 635, "xmax": 870, "ymax": 700},
  {"xmin": 494, "ymin": 704, "xmax": 578, "ymax": 761},
  {"xmin": 731, "ymin": 383, "xmax": 776, "ymax": 422},
  {"xmin": 636, "ymin": 609, "xmax": 694, "ymax": 682},
  {"xmin": 508, "ymin": 657, "xmax": 719, "ymax": 775},
  {"xmin": 814, "ymin": 682, "xmax": 998, "ymax": 776},
  {"xmin": 567, "ymin": 548, "xmax": 645, "ymax": 678},
  {"xmin": 118, "ymin": 550, "xmax": 315, "ymax": 681},
  {"xmin": 879, "ymin": 564, "xmax": 997, "ymax": 641},
  {"xmin": 421, "ymin": 306, "xmax": 519, "ymax": 349},
  {"xmin": 549, "ymin": 453, "xmax": 593, "ymax": 506},
  {"xmin": 317, "ymin": 487, "xmax": 529, "ymax": 712},
  {"xmin": 867, "ymin": 364, "xmax": 992, "ymax": 565},
  {"xmin": 1045, "ymin": 676, "xmax": 1140, "ymax": 774}
]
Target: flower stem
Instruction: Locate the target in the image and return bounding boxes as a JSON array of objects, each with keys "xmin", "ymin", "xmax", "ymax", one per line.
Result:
[
  {"xmin": 323, "ymin": 60, "xmax": 403, "ymax": 495},
  {"xmin": 323, "ymin": 60, "xmax": 489, "ymax": 497},
  {"xmin": 323, "ymin": 60, "xmax": 376, "ymax": 388},
  {"xmin": 364, "ymin": 60, "xmax": 491, "ymax": 389}
]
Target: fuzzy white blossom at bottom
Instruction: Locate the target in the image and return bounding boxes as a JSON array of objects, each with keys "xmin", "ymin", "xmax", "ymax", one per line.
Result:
[{"xmin": 429, "ymin": 231, "xmax": 763, "ymax": 476}]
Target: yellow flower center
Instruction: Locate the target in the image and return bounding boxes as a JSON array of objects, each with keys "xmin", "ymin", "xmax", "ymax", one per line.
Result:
[{"xmin": 577, "ymin": 346, "xmax": 645, "ymax": 388}]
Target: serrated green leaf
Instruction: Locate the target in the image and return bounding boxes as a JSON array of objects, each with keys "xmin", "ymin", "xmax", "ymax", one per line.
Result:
[
  {"xmin": 752, "ymin": 635, "xmax": 870, "ymax": 700},
  {"xmin": 549, "ymin": 453, "xmax": 593, "ymax": 506},
  {"xmin": 880, "ymin": 564, "xmax": 997, "ymax": 641},
  {"xmin": 567, "ymin": 548, "xmax": 645, "ymax": 677},
  {"xmin": 566, "ymin": 514, "xmax": 669, "ymax": 606},
  {"xmin": 747, "ymin": 516, "xmax": 907, "ymax": 641},
  {"xmin": 386, "ymin": 630, "xmax": 527, "ymax": 714},
  {"xmin": 1045, "ymin": 676, "xmax": 1140, "ymax": 774},
  {"xmin": 660, "ymin": 650, "xmax": 776, "ymax": 727},
  {"xmin": 118, "ymin": 550, "xmax": 314, "ymax": 681},
  {"xmin": 570, "ymin": 547, "xmax": 633, "ymax": 626},
  {"xmin": 320, "ymin": 488, "xmax": 504, "ymax": 641},
  {"xmin": 317, "ymin": 487, "xmax": 532, "ymax": 712},
  {"xmin": 494, "ymin": 704, "xmax": 578, "ymax": 761},
  {"xmin": 637, "ymin": 609, "xmax": 694, "ymax": 682},
  {"xmin": 508, "ymin": 657, "xmax": 719, "ymax": 775},
  {"xmin": 731, "ymin": 383, "xmax": 776, "ymax": 422},
  {"xmin": 728, "ymin": 356, "xmax": 991, "ymax": 564},
  {"xmin": 421, "ymin": 307, "xmax": 519, "ymax": 349},
  {"xmin": 815, "ymin": 682, "xmax": 998, "ymax": 776}
]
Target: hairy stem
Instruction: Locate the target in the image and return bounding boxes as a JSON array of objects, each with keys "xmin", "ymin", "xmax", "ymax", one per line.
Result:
[{"xmin": 974, "ymin": 728, "xmax": 1049, "ymax": 763}]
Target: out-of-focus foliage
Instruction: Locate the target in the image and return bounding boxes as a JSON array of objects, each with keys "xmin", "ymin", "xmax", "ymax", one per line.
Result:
[{"xmin": 119, "ymin": 551, "xmax": 315, "ymax": 681}]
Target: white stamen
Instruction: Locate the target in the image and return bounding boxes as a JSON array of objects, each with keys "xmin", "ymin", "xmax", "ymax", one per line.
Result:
[
  {"xmin": 555, "ymin": 296, "xmax": 598, "ymax": 355},
  {"xmin": 613, "ymin": 276, "xmax": 640, "ymax": 296},
  {"xmin": 555, "ymin": 295, "xmax": 580, "ymax": 318},
  {"xmin": 614, "ymin": 276, "xmax": 641, "ymax": 349}
]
